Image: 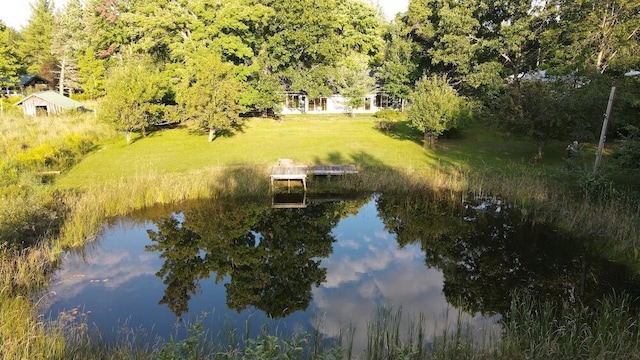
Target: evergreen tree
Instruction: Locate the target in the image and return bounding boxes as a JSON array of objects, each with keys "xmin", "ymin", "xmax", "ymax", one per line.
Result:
[
  {"xmin": 18, "ymin": 0, "xmax": 55, "ymax": 80},
  {"xmin": 0, "ymin": 22, "xmax": 22, "ymax": 88}
]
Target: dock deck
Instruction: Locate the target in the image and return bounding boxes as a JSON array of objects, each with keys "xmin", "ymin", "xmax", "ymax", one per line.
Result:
[
  {"xmin": 270, "ymin": 164, "xmax": 358, "ymax": 192},
  {"xmin": 270, "ymin": 166, "xmax": 308, "ymax": 191},
  {"xmin": 309, "ymin": 164, "xmax": 358, "ymax": 176}
]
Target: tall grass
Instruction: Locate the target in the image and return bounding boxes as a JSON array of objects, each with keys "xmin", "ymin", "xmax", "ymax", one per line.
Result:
[
  {"xmin": 0, "ymin": 111, "xmax": 114, "ymax": 161},
  {"xmin": 0, "ymin": 245, "xmax": 66, "ymax": 359},
  {"xmin": 501, "ymin": 294, "xmax": 640, "ymax": 359},
  {"xmin": 54, "ymin": 294, "xmax": 640, "ymax": 359}
]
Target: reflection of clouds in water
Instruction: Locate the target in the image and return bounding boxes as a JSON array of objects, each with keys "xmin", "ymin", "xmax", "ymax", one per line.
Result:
[
  {"xmin": 374, "ymin": 230, "xmax": 390, "ymax": 240},
  {"xmin": 313, "ymin": 240, "xmax": 501, "ymax": 353},
  {"xmin": 322, "ymin": 238, "xmax": 421, "ymax": 288},
  {"xmin": 50, "ymin": 247, "xmax": 157, "ymax": 300},
  {"xmin": 337, "ymin": 239, "xmax": 361, "ymax": 250}
]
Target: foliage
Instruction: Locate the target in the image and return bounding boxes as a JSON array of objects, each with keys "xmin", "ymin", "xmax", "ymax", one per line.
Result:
[
  {"xmin": 17, "ymin": 0, "xmax": 56, "ymax": 79},
  {"xmin": 374, "ymin": 110, "xmax": 405, "ymax": 131},
  {"xmin": 613, "ymin": 124, "xmax": 640, "ymax": 170},
  {"xmin": 52, "ymin": 0, "xmax": 87, "ymax": 94},
  {"xmin": 77, "ymin": 47, "xmax": 108, "ymax": 98},
  {"xmin": 334, "ymin": 54, "xmax": 376, "ymax": 113},
  {"xmin": 490, "ymin": 77, "xmax": 618, "ymax": 145},
  {"xmin": 101, "ymin": 54, "xmax": 167, "ymax": 144},
  {"xmin": 377, "ymin": 21, "xmax": 418, "ymax": 110},
  {"xmin": 540, "ymin": 0, "xmax": 640, "ymax": 74},
  {"xmin": 408, "ymin": 74, "xmax": 471, "ymax": 147},
  {"xmin": 374, "ymin": 109, "xmax": 405, "ymax": 121},
  {"xmin": 177, "ymin": 49, "xmax": 245, "ymax": 142},
  {"xmin": 239, "ymin": 65, "xmax": 283, "ymax": 117},
  {"xmin": 0, "ymin": 22, "xmax": 22, "ymax": 86}
]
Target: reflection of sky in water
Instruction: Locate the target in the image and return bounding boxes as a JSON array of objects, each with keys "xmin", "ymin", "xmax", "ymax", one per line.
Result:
[
  {"xmin": 316, "ymin": 199, "xmax": 500, "ymax": 350},
  {"xmin": 43, "ymin": 197, "xmax": 499, "ymax": 345}
]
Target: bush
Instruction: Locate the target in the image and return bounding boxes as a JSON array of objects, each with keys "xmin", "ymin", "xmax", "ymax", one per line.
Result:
[
  {"xmin": 374, "ymin": 109, "xmax": 404, "ymax": 121},
  {"xmin": 375, "ymin": 119, "xmax": 396, "ymax": 132}
]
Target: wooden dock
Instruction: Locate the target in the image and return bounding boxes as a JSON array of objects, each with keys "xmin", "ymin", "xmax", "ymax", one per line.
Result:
[
  {"xmin": 270, "ymin": 166, "xmax": 308, "ymax": 191},
  {"xmin": 270, "ymin": 163, "xmax": 357, "ymax": 192},
  {"xmin": 309, "ymin": 165, "xmax": 358, "ymax": 176}
]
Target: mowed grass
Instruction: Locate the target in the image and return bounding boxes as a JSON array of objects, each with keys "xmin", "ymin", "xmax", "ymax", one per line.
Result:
[{"xmin": 59, "ymin": 114, "xmax": 569, "ymax": 188}]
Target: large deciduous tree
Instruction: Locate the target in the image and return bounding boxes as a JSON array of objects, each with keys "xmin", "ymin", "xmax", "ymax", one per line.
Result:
[
  {"xmin": 408, "ymin": 75, "xmax": 470, "ymax": 147},
  {"xmin": 377, "ymin": 20, "xmax": 419, "ymax": 111},
  {"xmin": 178, "ymin": 50, "xmax": 245, "ymax": 142},
  {"xmin": 540, "ymin": 0, "xmax": 640, "ymax": 74},
  {"xmin": 102, "ymin": 55, "xmax": 167, "ymax": 145},
  {"xmin": 334, "ymin": 54, "xmax": 376, "ymax": 114}
]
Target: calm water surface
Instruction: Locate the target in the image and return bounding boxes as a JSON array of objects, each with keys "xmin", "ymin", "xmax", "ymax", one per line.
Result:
[{"xmin": 42, "ymin": 192, "xmax": 637, "ymax": 347}]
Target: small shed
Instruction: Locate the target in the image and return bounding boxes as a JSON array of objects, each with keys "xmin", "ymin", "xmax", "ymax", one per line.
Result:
[{"xmin": 15, "ymin": 91, "xmax": 85, "ymax": 116}]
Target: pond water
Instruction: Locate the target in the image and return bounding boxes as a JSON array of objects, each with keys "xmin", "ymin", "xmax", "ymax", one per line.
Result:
[{"xmin": 42, "ymin": 192, "xmax": 639, "ymax": 349}]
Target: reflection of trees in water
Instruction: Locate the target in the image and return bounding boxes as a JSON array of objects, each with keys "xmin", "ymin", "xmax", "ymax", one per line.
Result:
[
  {"xmin": 146, "ymin": 196, "xmax": 365, "ymax": 318},
  {"xmin": 376, "ymin": 192, "xmax": 638, "ymax": 316},
  {"xmin": 146, "ymin": 217, "xmax": 207, "ymax": 316},
  {"xmin": 146, "ymin": 191, "xmax": 638, "ymax": 320}
]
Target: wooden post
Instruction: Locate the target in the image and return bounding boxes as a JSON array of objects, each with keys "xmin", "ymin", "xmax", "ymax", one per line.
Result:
[{"xmin": 594, "ymin": 86, "xmax": 616, "ymax": 174}]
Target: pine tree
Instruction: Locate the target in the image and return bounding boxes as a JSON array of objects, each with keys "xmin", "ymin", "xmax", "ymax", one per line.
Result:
[{"xmin": 18, "ymin": 0, "xmax": 55, "ymax": 80}]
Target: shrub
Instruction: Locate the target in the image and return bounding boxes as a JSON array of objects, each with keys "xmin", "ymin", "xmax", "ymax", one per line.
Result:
[{"xmin": 374, "ymin": 109, "xmax": 404, "ymax": 121}]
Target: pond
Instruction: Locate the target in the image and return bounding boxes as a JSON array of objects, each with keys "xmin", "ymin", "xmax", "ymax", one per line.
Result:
[{"xmin": 42, "ymin": 191, "xmax": 639, "ymax": 350}]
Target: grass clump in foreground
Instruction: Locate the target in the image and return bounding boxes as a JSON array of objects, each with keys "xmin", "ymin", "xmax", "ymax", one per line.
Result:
[{"xmin": 55, "ymin": 295, "xmax": 640, "ymax": 359}]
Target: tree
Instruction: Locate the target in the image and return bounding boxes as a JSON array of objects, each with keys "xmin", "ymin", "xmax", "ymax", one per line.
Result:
[
  {"xmin": 408, "ymin": 74, "xmax": 470, "ymax": 147},
  {"xmin": 77, "ymin": 46, "xmax": 108, "ymax": 98},
  {"xmin": 18, "ymin": 0, "xmax": 56, "ymax": 80},
  {"xmin": 405, "ymin": 0, "xmax": 504, "ymax": 94},
  {"xmin": 0, "ymin": 22, "xmax": 21, "ymax": 88},
  {"xmin": 540, "ymin": 0, "xmax": 640, "ymax": 74},
  {"xmin": 377, "ymin": 20, "xmax": 419, "ymax": 111},
  {"xmin": 334, "ymin": 54, "xmax": 376, "ymax": 114},
  {"xmin": 239, "ymin": 62, "xmax": 283, "ymax": 117},
  {"xmin": 102, "ymin": 55, "xmax": 167, "ymax": 144},
  {"xmin": 177, "ymin": 50, "xmax": 245, "ymax": 142},
  {"xmin": 52, "ymin": 0, "xmax": 87, "ymax": 94}
]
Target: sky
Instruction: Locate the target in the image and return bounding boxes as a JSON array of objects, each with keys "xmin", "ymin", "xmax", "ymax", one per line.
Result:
[{"xmin": 0, "ymin": 0, "xmax": 410, "ymax": 31}]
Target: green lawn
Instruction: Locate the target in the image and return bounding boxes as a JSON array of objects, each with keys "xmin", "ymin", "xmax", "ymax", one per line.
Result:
[{"xmin": 59, "ymin": 114, "xmax": 574, "ymax": 188}]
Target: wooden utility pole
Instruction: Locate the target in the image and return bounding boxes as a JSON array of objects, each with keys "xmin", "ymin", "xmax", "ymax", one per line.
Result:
[{"xmin": 593, "ymin": 86, "xmax": 616, "ymax": 174}]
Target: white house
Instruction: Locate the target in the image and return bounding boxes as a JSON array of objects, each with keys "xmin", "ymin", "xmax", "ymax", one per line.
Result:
[{"xmin": 281, "ymin": 92, "xmax": 394, "ymax": 115}]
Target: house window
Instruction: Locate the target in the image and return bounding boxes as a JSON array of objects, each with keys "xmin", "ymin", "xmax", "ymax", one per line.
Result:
[
  {"xmin": 364, "ymin": 97, "xmax": 371, "ymax": 110},
  {"xmin": 308, "ymin": 97, "xmax": 327, "ymax": 111},
  {"xmin": 286, "ymin": 94, "xmax": 303, "ymax": 110},
  {"xmin": 375, "ymin": 93, "xmax": 389, "ymax": 108}
]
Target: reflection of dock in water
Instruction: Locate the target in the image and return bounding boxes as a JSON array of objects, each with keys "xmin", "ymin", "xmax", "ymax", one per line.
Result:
[
  {"xmin": 271, "ymin": 192, "xmax": 363, "ymax": 209},
  {"xmin": 272, "ymin": 192, "xmax": 307, "ymax": 208},
  {"xmin": 270, "ymin": 159, "xmax": 357, "ymax": 193}
]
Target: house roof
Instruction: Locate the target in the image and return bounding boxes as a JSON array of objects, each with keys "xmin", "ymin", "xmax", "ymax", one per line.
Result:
[
  {"xmin": 15, "ymin": 90, "xmax": 85, "ymax": 110},
  {"xmin": 19, "ymin": 74, "xmax": 49, "ymax": 86}
]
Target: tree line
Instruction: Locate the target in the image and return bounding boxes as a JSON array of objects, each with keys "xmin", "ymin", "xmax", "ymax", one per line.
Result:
[{"xmin": 1, "ymin": 0, "xmax": 639, "ymax": 156}]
